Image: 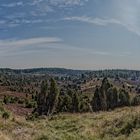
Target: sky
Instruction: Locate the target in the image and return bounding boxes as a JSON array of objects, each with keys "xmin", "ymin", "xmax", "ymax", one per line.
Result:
[{"xmin": 0, "ymin": 0, "xmax": 140, "ymax": 70}]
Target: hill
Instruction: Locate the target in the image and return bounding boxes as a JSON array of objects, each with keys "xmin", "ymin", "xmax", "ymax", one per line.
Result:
[
  {"xmin": 0, "ymin": 68, "xmax": 87, "ymax": 76},
  {"xmin": 0, "ymin": 106, "xmax": 140, "ymax": 140},
  {"xmin": 0, "ymin": 68, "xmax": 140, "ymax": 139}
]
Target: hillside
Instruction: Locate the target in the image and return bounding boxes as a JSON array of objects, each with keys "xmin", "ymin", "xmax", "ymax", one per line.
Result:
[
  {"xmin": 0, "ymin": 106, "xmax": 140, "ymax": 140},
  {"xmin": 0, "ymin": 68, "xmax": 87, "ymax": 76},
  {"xmin": 0, "ymin": 69, "xmax": 140, "ymax": 139}
]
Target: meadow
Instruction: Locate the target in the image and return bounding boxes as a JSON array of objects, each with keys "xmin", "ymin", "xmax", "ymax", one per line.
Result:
[{"xmin": 1, "ymin": 106, "xmax": 140, "ymax": 140}]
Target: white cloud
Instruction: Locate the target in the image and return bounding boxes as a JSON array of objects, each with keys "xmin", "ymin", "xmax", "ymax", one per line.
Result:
[
  {"xmin": 49, "ymin": 0, "xmax": 88, "ymax": 7},
  {"xmin": 0, "ymin": 37, "xmax": 129, "ymax": 58},
  {"xmin": 64, "ymin": 16, "xmax": 121, "ymax": 26},
  {"xmin": 0, "ymin": 0, "xmax": 89, "ymax": 28},
  {"xmin": 64, "ymin": 16, "xmax": 140, "ymax": 37},
  {"xmin": 0, "ymin": 37, "xmax": 62, "ymax": 48},
  {"xmin": 1, "ymin": 2, "xmax": 24, "ymax": 7},
  {"xmin": 1, "ymin": 0, "xmax": 88, "ymax": 8},
  {"xmin": 111, "ymin": 0, "xmax": 140, "ymax": 36},
  {"xmin": 28, "ymin": 0, "xmax": 44, "ymax": 6}
]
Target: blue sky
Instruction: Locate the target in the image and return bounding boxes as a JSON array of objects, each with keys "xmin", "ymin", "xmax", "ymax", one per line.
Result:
[{"xmin": 0, "ymin": 0, "xmax": 140, "ymax": 70}]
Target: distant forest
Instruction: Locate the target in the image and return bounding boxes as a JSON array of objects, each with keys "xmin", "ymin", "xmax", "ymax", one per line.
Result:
[{"xmin": 1, "ymin": 68, "xmax": 140, "ymax": 119}]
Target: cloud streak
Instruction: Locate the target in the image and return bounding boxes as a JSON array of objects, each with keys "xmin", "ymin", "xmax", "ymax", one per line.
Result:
[
  {"xmin": 1, "ymin": 2, "xmax": 24, "ymax": 7},
  {"xmin": 64, "ymin": 16, "xmax": 140, "ymax": 37},
  {"xmin": 0, "ymin": 0, "xmax": 88, "ymax": 9},
  {"xmin": 0, "ymin": 37, "xmax": 62, "ymax": 48},
  {"xmin": 1, "ymin": 0, "xmax": 88, "ymax": 7},
  {"xmin": 64, "ymin": 16, "xmax": 121, "ymax": 26},
  {"xmin": 0, "ymin": 36, "xmax": 130, "ymax": 58}
]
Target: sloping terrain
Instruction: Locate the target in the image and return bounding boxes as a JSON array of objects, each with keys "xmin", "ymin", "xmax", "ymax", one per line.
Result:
[
  {"xmin": 0, "ymin": 106, "xmax": 140, "ymax": 140},
  {"xmin": 0, "ymin": 69, "xmax": 140, "ymax": 139}
]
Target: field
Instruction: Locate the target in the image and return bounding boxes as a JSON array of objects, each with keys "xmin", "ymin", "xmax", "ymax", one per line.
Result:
[
  {"xmin": 0, "ymin": 69, "xmax": 140, "ymax": 139},
  {"xmin": 0, "ymin": 106, "xmax": 140, "ymax": 140}
]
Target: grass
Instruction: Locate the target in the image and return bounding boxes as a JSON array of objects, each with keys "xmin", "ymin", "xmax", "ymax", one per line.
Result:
[{"xmin": 1, "ymin": 106, "xmax": 140, "ymax": 139}]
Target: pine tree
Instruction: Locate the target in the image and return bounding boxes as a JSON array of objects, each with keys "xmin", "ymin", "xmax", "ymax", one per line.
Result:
[
  {"xmin": 106, "ymin": 87, "xmax": 118, "ymax": 110},
  {"xmin": 57, "ymin": 93, "xmax": 72, "ymax": 112},
  {"xmin": 2, "ymin": 111, "xmax": 10, "ymax": 125},
  {"xmin": 72, "ymin": 91, "xmax": 80, "ymax": 112},
  {"xmin": 131, "ymin": 95, "xmax": 140, "ymax": 106},
  {"xmin": 37, "ymin": 80, "xmax": 48, "ymax": 115},
  {"xmin": 118, "ymin": 89, "xmax": 130, "ymax": 107},
  {"xmin": 46, "ymin": 78, "xmax": 59, "ymax": 116},
  {"xmin": 92, "ymin": 78, "xmax": 118, "ymax": 111},
  {"xmin": 100, "ymin": 78, "xmax": 111, "ymax": 111},
  {"xmin": 92, "ymin": 87, "xmax": 101, "ymax": 111}
]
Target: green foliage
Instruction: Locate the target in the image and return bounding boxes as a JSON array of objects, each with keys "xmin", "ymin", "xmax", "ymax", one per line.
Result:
[
  {"xmin": 2, "ymin": 111, "xmax": 10, "ymax": 120},
  {"xmin": 37, "ymin": 135, "xmax": 49, "ymax": 140},
  {"xmin": 92, "ymin": 78, "xmax": 130, "ymax": 112},
  {"xmin": 58, "ymin": 89, "xmax": 91, "ymax": 113},
  {"xmin": 102, "ymin": 113, "xmax": 140, "ymax": 138},
  {"xmin": 57, "ymin": 93, "xmax": 73, "ymax": 112},
  {"xmin": 18, "ymin": 98, "xmax": 25, "ymax": 104},
  {"xmin": 37, "ymin": 79, "xmax": 60, "ymax": 116},
  {"xmin": 36, "ymin": 77, "xmax": 133, "ymax": 115},
  {"xmin": 118, "ymin": 89, "xmax": 130, "ymax": 107},
  {"xmin": 46, "ymin": 78, "xmax": 59, "ymax": 115},
  {"xmin": 71, "ymin": 91, "xmax": 80, "ymax": 112},
  {"xmin": 0, "ymin": 104, "xmax": 5, "ymax": 113},
  {"xmin": 131, "ymin": 95, "xmax": 140, "ymax": 106},
  {"xmin": 3, "ymin": 96, "xmax": 24, "ymax": 105},
  {"xmin": 37, "ymin": 80, "xmax": 48, "ymax": 115},
  {"xmin": 100, "ymin": 78, "xmax": 111, "ymax": 111},
  {"xmin": 3, "ymin": 96, "xmax": 10, "ymax": 104},
  {"xmin": 78, "ymin": 95, "xmax": 91, "ymax": 112},
  {"xmin": 106, "ymin": 87, "xmax": 118, "ymax": 110},
  {"xmin": 26, "ymin": 112, "xmax": 39, "ymax": 121},
  {"xmin": 92, "ymin": 87, "xmax": 101, "ymax": 111},
  {"xmin": 25, "ymin": 100, "xmax": 37, "ymax": 108}
]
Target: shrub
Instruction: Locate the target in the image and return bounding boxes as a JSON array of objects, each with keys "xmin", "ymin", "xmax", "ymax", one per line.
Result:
[
  {"xmin": 3, "ymin": 96, "xmax": 10, "ymax": 104},
  {"xmin": 18, "ymin": 98, "xmax": 25, "ymax": 104},
  {"xmin": 131, "ymin": 95, "xmax": 140, "ymax": 106},
  {"xmin": 26, "ymin": 112, "xmax": 39, "ymax": 121},
  {"xmin": 25, "ymin": 99, "xmax": 37, "ymax": 108},
  {"xmin": 37, "ymin": 135, "xmax": 49, "ymax": 140},
  {"xmin": 2, "ymin": 111, "xmax": 10, "ymax": 124},
  {"xmin": 0, "ymin": 104, "xmax": 5, "ymax": 112}
]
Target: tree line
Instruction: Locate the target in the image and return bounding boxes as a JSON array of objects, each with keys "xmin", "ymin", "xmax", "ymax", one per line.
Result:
[{"xmin": 36, "ymin": 77, "xmax": 140, "ymax": 116}]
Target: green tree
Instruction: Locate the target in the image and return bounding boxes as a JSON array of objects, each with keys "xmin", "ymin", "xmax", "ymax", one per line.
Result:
[
  {"xmin": 131, "ymin": 95, "xmax": 140, "ymax": 106},
  {"xmin": 37, "ymin": 80, "xmax": 48, "ymax": 115},
  {"xmin": 79, "ymin": 95, "xmax": 92, "ymax": 112},
  {"xmin": 72, "ymin": 91, "xmax": 80, "ymax": 112},
  {"xmin": 118, "ymin": 89, "xmax": 130, "ymax": 107},
  {"xmin": 2, "ymin": 111, "xmax": 10, "ymax": 125},
  {"xmin": 92, "ymin": 87, "xmax": 101, "ymax": 111},
  {"xmin": 57, "ymin": 92, "xmax": 72, "ymax": 112},
  {"xmin": 3, "ymin": 95, "xmax": 9, "ymax": 104},
  {"xmin": 92, "ymin": 78, "xmax": 119, "ymax": 111},
  {"xmin": 106, "ymin": 87, "xmax": 118, "ymax": 110},
  {"xmin": 100, "ymin": 78, "xmax": 111, "ymax": 111},
  {"xmin": 46, "ymin": 78, "xmax": 59, "ymax": 116}
]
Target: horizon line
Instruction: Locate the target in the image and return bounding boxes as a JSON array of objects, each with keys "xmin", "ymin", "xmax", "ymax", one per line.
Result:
[{"xmin": 0, "ymin": 67, "xmax": 140, "ymax": 72}]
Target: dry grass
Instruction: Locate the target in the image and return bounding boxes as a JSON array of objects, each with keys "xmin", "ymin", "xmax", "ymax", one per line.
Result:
[{"xmin": 0, "ymin": 106, "xmax": 140, "ymax": 140}]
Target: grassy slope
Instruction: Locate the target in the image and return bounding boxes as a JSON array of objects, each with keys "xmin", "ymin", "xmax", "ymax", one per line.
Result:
[{"xmin": 1, "ymin": 106, "xmax": 140, "ymax": 140}]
